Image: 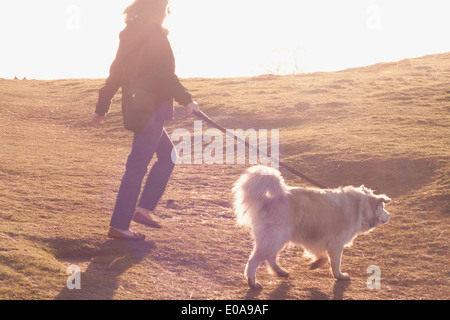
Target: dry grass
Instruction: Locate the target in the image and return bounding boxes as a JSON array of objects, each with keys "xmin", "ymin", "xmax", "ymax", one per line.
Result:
[{"xmin": 0, "ymin": 53, "xmax": 449, "ymax": 300}]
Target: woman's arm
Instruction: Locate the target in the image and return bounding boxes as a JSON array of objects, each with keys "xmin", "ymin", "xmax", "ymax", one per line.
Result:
[
  {"xmin": 95, "ymin": 57, "xmax": 123, "ymax": 116},
  {"xmin": 151, "ymin": 29, "xmax": 194, "ymax": 106}
]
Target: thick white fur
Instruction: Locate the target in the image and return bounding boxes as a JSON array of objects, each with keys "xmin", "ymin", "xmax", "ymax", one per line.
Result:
[{"xmin": 232, "ymin": 165, "xmax": 391, "ymax": 289}]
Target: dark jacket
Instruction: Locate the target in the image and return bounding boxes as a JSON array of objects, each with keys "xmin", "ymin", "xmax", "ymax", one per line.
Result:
[{"xmin": 95, "ymin": 24, "xmax": 193, "ymax": 117}]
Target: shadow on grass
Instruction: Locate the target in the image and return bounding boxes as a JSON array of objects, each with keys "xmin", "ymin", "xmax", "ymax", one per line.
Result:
[
  {"xmin": 245, "ymin": 279, "xmax": 351, "ymax": 300},
  {"xmin": 48, "ymin": 238, "xmax": 155, "ymax": 300},
  {"xmin": 307, "ymin": 280, "xmax": 352, "ymax": 300}
]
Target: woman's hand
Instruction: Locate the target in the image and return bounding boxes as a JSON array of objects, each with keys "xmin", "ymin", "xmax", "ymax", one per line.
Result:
[
  {"xmin": 186, "ymin": 101, "xmax": 199, "ymax": 115},
  {"xmin": 92, "ymin": 113, "xmax": 104, "ymax": 124}
]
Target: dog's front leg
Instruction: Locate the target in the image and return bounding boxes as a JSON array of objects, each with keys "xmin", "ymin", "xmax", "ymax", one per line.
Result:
[{"xmin": 328, "ymin": 245, "xmax": 350, "ymax": 281}]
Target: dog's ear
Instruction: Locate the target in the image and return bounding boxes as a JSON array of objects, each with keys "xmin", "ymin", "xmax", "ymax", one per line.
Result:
[
  {"xmin": 370, "ymin": 194, "xmax": 391, "ymax": 211},
  {"xmin": 378, "ymin": 195, "xmax": 391, "ymax": 204}
]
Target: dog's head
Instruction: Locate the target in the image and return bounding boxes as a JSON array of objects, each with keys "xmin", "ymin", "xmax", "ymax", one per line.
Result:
[{"xmin": 359, "ymin": 186, "xmax": 391, "ymax": 231}]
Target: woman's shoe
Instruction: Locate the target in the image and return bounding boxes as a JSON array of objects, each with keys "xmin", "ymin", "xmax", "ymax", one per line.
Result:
[
  {"xmin": 132, "ymin": 210, "xmax": 162, "ymax": 228},
  {"xmin": 108, "ymin": 228, "xmax": 146, "ymax": 241}
]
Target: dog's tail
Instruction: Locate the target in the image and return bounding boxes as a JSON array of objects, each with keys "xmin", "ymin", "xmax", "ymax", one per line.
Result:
[{"xmin": 232, "ymin": 165, "xmax": 289, "ymax": 228}]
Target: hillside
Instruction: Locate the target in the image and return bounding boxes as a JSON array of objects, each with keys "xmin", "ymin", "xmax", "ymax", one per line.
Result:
[{"xmin": 0, "ymin": 53, "xmax": 449, "ymax": 300}]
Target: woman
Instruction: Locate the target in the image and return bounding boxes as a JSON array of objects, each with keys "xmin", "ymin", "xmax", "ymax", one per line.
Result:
[{"xmin": 92, "ymin": 0, "xmax": 199, "ymax": 240}]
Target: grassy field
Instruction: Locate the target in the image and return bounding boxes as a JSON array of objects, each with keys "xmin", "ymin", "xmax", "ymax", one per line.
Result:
[{"xmin": 0, "ymin": 53, "xmax": 448, "ymax": 300}]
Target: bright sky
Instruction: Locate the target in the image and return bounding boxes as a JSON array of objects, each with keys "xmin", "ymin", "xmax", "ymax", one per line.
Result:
[{"xmin": 0, "ymin": 0, "xmax": 449, "ymax": 80}]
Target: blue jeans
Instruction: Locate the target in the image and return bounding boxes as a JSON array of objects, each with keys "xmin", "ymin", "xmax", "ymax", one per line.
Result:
[{"xmin": 110, "ymin": 106, "xmax": 176, "ymax": 230}]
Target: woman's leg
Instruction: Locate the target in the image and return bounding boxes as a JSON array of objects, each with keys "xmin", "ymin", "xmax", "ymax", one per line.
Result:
[
  {"xmin": 109, "ymin": 116, "xmax": 165, "ymax": 231},
  {"xmin": 138, "ymin": 128, "xmax": 175, "ymax": 211}
]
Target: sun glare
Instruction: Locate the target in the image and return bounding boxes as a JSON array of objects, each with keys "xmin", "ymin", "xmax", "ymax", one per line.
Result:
[
  {"xmin": 0, "ymin": 0, "xmax": 449, "ymax": 80},
  {"xmin": 167, "ymin": 0, "xmax": 450, "ymax": 78}
]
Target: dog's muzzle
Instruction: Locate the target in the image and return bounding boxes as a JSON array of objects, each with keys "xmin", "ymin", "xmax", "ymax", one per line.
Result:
[{"xmin": 380, "ymin": 211, "xmax": 390, "ymax": 224}]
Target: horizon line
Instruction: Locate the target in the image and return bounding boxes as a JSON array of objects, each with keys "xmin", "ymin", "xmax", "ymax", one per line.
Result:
[{"xmin": 1, "ymin": 51, "xmax": 448, "ymax": 82}]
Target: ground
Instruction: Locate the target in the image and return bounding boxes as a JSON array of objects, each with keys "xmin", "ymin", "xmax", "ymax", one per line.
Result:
[{"xmin": 0, "ymin": 53, "xmax": 449, "ymax": 300}]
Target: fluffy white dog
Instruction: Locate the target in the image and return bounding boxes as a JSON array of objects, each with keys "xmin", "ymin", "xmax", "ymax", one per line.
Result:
[{"xmin": 232, "ymin": 165, "xmax": 390, "ymax": 289}]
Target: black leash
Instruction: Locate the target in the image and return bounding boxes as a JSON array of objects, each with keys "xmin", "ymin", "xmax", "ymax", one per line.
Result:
[{"xmin": 193, "ymin": 110, "xmax": 328, "ymax": 189}]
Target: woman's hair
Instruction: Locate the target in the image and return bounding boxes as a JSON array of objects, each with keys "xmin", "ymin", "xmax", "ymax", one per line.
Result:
[{"xmin": 124, "ymin": 0, "xmax": 170, "ymax": 26}]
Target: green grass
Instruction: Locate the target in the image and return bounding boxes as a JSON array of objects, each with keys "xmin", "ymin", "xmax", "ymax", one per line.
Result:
[{"xmin": 0, "ymin": 53, "xmax": 449, "ymax": 300}]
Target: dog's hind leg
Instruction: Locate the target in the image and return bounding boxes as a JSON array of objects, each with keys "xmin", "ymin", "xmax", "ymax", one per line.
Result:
[
  {"xmin": 247, "ymin": 236, "xmax": 289, "ymax": 288},
  {"xmin": 267, "ymin": 257, "xmax": 289, "ymax": 278},
  {"xmin": 245, "ymin": 248, "xmax": 265, "ymax": 289}
]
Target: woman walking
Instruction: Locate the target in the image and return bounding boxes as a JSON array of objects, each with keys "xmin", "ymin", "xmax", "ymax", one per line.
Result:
[{"xmin": 92, "ymin": 0, "xmax": 199, "ymax": 240}]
